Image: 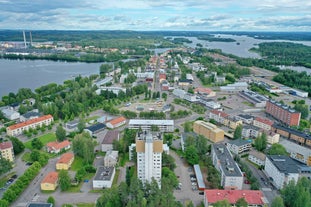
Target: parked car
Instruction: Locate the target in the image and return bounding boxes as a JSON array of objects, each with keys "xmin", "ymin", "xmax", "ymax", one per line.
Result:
[
  {"xmin": 244, "ymin": 180, "xmax": 251, "ymax": 184},
  {"xmin": 11, "ymin": 175, "xmax": 17, "ymax": 179},
  {"xmin": 199, "ymin": 192, "xmax": 204, "ymax": 195}
]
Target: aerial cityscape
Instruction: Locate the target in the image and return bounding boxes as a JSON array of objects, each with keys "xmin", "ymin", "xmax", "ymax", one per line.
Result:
[{"xmin": 1, "ymin": 1, "xmax": 311, "ymax": 207}]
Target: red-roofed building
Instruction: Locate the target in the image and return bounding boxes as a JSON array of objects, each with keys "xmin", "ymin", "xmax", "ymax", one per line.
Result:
[
  {"xmin": 209, "ymin": 110, "xmax": 229, "ymax": 125},
  {"xmin": 204, "ymin": 190, "xmax": 266, "ymax": 207},
  {"xmin": 41, "ymin": 172, "xmax": 58, "ymax": 191},
  {"xmin": 106, "ymin": 116, "xmax": 126, "ymax": 129},
  {"xmin": 194, "ymin": 87, "xmax": 216, "ymax": 97},
  {"xmin": 6, "ymin": 114, "xmax": 54, "ymax": 136},
  {"xmin": 0, "ymin": 141, "xmax": 14, "ymax": 162},
  {"xmin": 56, "ymin": 152, "xmax": 74, "ymax": 170},
  {"xmin": 253, "ymin": 117, "xmax": 274, "ymax": 131},
  {"xmin": 46, "ymin": 140, "xmax": 71, "ymax": 153},
  {"xmin": 159, "ymin": 74, "xmax": 167, "ymax": 83}
]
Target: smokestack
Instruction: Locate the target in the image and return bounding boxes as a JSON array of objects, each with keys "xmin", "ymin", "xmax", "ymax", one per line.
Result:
[
  {"xmin": 23, "ymin": 30, "xmax": 27, "ymax": 49},
  {"xmin": 29, "ymin": 31, "xmax": 32, "ymax": 47}
]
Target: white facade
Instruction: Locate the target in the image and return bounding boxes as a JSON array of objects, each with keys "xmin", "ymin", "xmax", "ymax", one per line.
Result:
[
  {"xmin": 264, "ymin": 155, "xmax": 299, "ymax": 189},
  {"xmin": 242, "ymin": 125, "xmax": 261, "ymax": 138},
  {"xmin": 1, "ymin": 108, "xmax": 20, "ymax": 120},
  {"xmin": 172, "ymin": 88, "xmax": 186, "ymax": 99},
  {"xmin": 279, "ymin": 139, "xmax": 311, "ymax": 165},
  {"xmin": 226, "ymin": 140, "xmax": 252, "ymax": 154},
  {"xmin": 220, "ymin": 82, "xmax": 248, "ymax": 92},
  {"xmin": 92, "ymin": 167, "xmax": 115, "ymax": 189},
  {"xmin": 267, "ymin": 132, "xmax": 280, "ymax": 144},
  {"xmin": 129, "ymin": 119, "xmax": 174, "ymax": 133},
  {"xmin": 248, "ymin": 151, "xmax": 266, "ymax": 166},
  {"xmin": 104, "ymin": 151, "xmax": 119, "ymax": 167}
]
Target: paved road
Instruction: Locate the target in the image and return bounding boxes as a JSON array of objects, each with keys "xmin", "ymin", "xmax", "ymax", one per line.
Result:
[{"xmin": 171, "ymin": 151, "xmax": 203, "ymax": 206}]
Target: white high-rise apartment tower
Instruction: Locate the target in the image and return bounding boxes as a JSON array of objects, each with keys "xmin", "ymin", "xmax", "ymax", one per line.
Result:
[{"xmin": 136, "ymin": 131, "xmax": 163, "ymax": 188}]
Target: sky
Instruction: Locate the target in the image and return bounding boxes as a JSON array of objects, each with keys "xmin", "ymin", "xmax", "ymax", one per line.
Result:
[{"xmin": 0, "ymin": 0, "xmax": 310, "ymax": 31}]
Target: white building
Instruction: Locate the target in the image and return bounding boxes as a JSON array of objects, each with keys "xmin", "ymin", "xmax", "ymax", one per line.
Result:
[
  {"xmin": 211, "ymin": 143, "xmax": 243, "ymax": 190},
  {"xmin": 136, "ymin": 132, "xmax": 163, "ymax": 188},
  {"xmin": 172, "ymin": 88, "xmax": 187, "ymax": 99},
  {"xmin": 235, "ymin": 114, "xmax": 254, "ymax": 125},
  {"xmin": 101, "ymin": 130, "xmax": 120, "ymax": 152},
  {"xmin": 96, "ymin": 87, "xmax": 126, "ymax": 95},
  {"xmin": 104, "ymin": 150, "xmax": 119, "ymax": 167},
  {"xmin": 1, "ymin": 107, "xmax": 20, "ymax": 120},
  {"xmin": 226, "ymin": 139, "xmax": 252, "ymax": 155},
  {"xmin": 198, "ymin": 98, "xmax": 221, "ymax": 109},
  {"xmin": 279, "ymin": 139, "xmax": 311, "ymax": 166},
  {"xmin": 239, "ymin": 90, "xmax": 268, "ymax": 108},
  {"xmin": 267, "ymin": 131, "xmax": 280, "ymax": 144},
  {"xmin": 220, "ymin": 82, "xmax": 248, "ymax": 92},
  {"xmin": 264, "ymin": 155, "xmax": 299, "ymax": 189},
  {"xmin": 128, "ymin": 119, "xmax": 174, "ymax": 133},
  {"xmin": 248, "ymin": 150, "xmax": 266, "ymax": 166},
  {"xmin": 92, "ymin": 166, "xmax": 115, "ymax": 189},
  {"xmin": 253, "ymin": 117, "xmax": 274, "ymax": 131},
  {"xmin": 242, "ymin": 125, "xmax": 261, "ymax": 138}
]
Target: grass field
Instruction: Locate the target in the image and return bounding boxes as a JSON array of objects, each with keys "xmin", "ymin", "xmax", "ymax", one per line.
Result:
[
  {"xmin": 71, "ymin": 156, "xmax": 84, "ymax": 171},
  {"xmin": 24, "ymin": 133, "xmax": 56, "ymax": 149}
]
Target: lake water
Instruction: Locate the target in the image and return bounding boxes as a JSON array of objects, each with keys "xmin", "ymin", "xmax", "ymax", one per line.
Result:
[{"xmin": 0, "ymin": 59, "xmax": 101, "ymax": 98}]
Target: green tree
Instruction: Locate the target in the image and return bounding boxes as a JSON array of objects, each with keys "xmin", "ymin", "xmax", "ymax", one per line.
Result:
[
  {"xmin": 72, "ymin": 132, "xmax": 95, "ymax": 164},
  {"xmin": 47, "ymin": 196, "xmax": 55, "ymax": 205},
  {"xmin": 233, "ymin": 125, "xmax": 243, "ymax": 139},
  {"xmin": 9, "ymin": 137, "xmax": 25, "ymax": 155},
  {"xmin": 254, "ymin": 133, "xmax": 267, "ymax": 152},
  {"xmin": 294, "ymin": 104, "xmax": 309, "ymax": 119},
  {"xmin": 59, "ymin": 170, "xmax": 71, "ymax": 191},
  {"xmin": 271, "ymin": 196, "xmax": 285, "ymax": 207},
  {"xmin": 268, "ymin": 144, "xmax": 287, "ymax": 155},
  {"xmin": 185, "ymin": 145, "xmax": 199, "ymax": 165},
  {"xmin": 162, "ymin": 153, "xmax": 176, "ymax": 171},
  {"xmin": 0, "ymin": 199, "xmax": 9, "ymax": 207},
  {"xmin": 0, "ymin": 158, "xmax": 12, "ymax": 176},
  {"xmin": 162, "ymin": 92, "xmax": 167, "ymax": 101},
  {"xmin": 236, "ymin": 197, "xmax": 248, "ymax": 207},
  {"xmin": 77, "ymin": 119, "xmax": 85, "ymax": 133},
  {"xmin": 31, "ymin": 138, "xmax": 43, "ymax": 150},
  {"xmin": 30, "ymin": 150, "xmax": 41, "ymax": 162},
  {"xmin": 56, "ymin": 125, "xmax": 66, "ymax": 142},
  {"xmin": 213, "ymin": 199, "xmax": 230, "ymax": 207}
]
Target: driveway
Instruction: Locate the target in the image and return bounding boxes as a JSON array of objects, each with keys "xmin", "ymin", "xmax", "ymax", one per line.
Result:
[{"xmin": 171, "ymin": 151, "xmax": 204, "ymax": 206}]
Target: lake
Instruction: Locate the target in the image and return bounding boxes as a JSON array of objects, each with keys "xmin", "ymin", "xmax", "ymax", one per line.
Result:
[{"xmin": 0, "ymin": 59, "xmax": 101, "ymax": 98}]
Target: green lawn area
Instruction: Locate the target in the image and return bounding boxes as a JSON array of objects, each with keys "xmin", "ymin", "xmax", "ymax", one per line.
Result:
[
  {"xmin": 85, "ymin": 116, "xmax": 100, "ymax": 123},
  {"xmin": 21, "ymin": 152, "xmax": 31, "ymax": 162},
  {"xmin": 76, "ymin": 203, "xmax": 95, "ymax": 207},
  {"xmin": 119, "ymin": 153, "xmax": 129, "ymax": 167},
  {"xmin": 24, "ymin": 133, "xmax": 57, "ymax": 149},
  {"xmin": 71, "ymin": 156, "xmax": 84, "ymax": 171},
  {"xmin": 112, "ymin": 169, "xmax": 120, "ymax": 187}
]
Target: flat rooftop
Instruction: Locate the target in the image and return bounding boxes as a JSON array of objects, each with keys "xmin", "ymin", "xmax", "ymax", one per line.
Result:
[
  {"xmin": 129, "ymin": 119, "xmax": 174, "ymax": 126},
  {"xmin": 267, "ymin": 155, "xmax": 299, "ymax": 174},
  {"xmin": 94, "ymin": 166, "xmax": 114, "ymax": 181}
]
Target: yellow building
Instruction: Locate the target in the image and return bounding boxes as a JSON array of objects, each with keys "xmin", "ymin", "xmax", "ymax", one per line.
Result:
[
  {"xmin": 193, "ymin": 121, "xmax": 224, "ymax": 143},
  {"xmin": 224, "ymin": 117, "xmax": 243, "ymax": 130},
  {"xmin": 41, "ymin": 172, "xmax": 58, "ymax": 191},
  {"xmin": 0, "ymin": 141, "xmax": 14, "ymax": 162},
  {"xmin": 56, "ymin": 153, "xmax": 74, "ymax": 170}
]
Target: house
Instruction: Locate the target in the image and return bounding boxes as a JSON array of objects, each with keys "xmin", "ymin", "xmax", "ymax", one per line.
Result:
[
  {"xmin": 102, "ymin": 130, "xmax": 120, "ymax": 152},
  {"xmin": 211, "ymin": 143, "xmax": 243, "ymax": 190},
  {"xmin": 248, "ymin": 150, "xmax": 266, "ymax": 167},
  {"xmin": 253, "ymin": 117, "xmax": 274, "ymax": 131},
  {"xmin": 128, "ymin": 119, "xmax": 174, "ymax": 132},
  {"xmin": 0, "ymin": 141, "xmax": 14, "ymax": 162},
  {"xmin": 41, "ymin": 172, "xmax": 58, "ymax": 191},
  {"xmin": 178, "ymin": 79, "xmax": 192, "ymax": 86},
  {"xmin": 1, "ymin": 107, "xmax": 20, "ymax": 120},
  {"xmin": 6, "ymin": 114, "xmax": 54, "ymax": 136},
  {"xmin": 264, "ymin": 155, "xmax": 299, "ymax": 189},
  {"xmin": 46, "ymin": 140, "xmax": 71, "ymax": 153},
  {"xmin": 204, "ymin": 190, "xmax": 265, "ymax": 207},
  {"xmin": 104, "ymin": 150, "xmax": 119, "ymax": 167},
  {"xmin": 226, "ymin": 139, "xmax": 252, "ymax": 155},
  {"xmin": 267, "ymin": 131, "xmax": 280, "ymax": 144},
  {"xmin": 20, "ymin": 111, "xmax": 41, "ymax": 122},
  {"xmin": 106, "ymin": 116, "xmax": 126, "ymax": 129},
  {"xmin": 56, "ymin": 153, "xmax": 74, "ymax": 170},
  {"xmin": 84, "ymin": 123, "xmax": 106, "ymax": 137},
  {"xmin": 209, "ymin": 109, "xmax": 229, "ymax": 125},
  {"xmin": 93, "ymin": 166, "xmax": 116, "ymax": 189},
  {"xmin": 65, "ymin": 120, "xmax": 79, "ymax": 131},
  {"xmin": 97, "ymin": 115, "xmax": 112, "ymax": 123},
  {"xmin": 193, "ymin": 121, "xmax": 224, "ymax": 143},
  {"xmin": 242, "ymin": 125, "xmax": 261, "ymax": 138}
]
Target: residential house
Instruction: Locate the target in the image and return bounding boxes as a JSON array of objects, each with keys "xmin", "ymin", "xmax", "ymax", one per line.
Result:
[
  {"xmin": 41, "ymin": 172, "xmax": 58, "ymax": 191},
  {"xmin": 104, "ymin": 150, "xmax": 119, "ymax": 167},
  {"xmin": 56, "ymin": 153, "xmax": 74, "ymax": 170},
  {"xmin": 84, "ymin": 123, "xmax": 106, "ymax": 137},
  {"xmin": 267, "ymin": 131, "xmax": 280, "ymax": 144},
  {"xmin": 65, "ymin": 120, "xmax": 79, "ymax": 131},
  {"xmin": 242, "ymin": 125, "xmax": 261, "ymax": 138},
  {"xmin": 0, "ymin": 141, "xmax": 14, "ymax": 162},
  {"xmin": 128, "ymin": 119, "xmax": 174, "ymax": 133},
  {"xmin": 106, "ymin": 116, "xmax": 126, "ymax": 129},
  {"xmin": 102, "ymin": 130, "xmax": 120, "ymax": 152},
  {"xmin": 226, "ymin": 139, "xmax": 252, "ymax": 155},
  {"xmin": 253, "ymin": 117, "xmax": 274, "ymax": 131},
  {"xmin": 279, "ymin": 139, "xmax": 311, "ymax": 166},
  {"xmin": 193, "ymin": 121, "xmax": 224, "ymax": 143},
  {"xmin": 224, "ymin": 116, "xmax": 243, "ymax": 130},
  {"xmin": 248, "ymin": 150, "xmax": 266, "ymax": 167},
  {"xmin": 46, "ymin": 140, "xmax": 71, "ymax": 153},
  {"xmin": 93, "ymin": 166, "xmax": 115, "ymax": 189},
  {"xmin": 265, "ymin": 155, "xmax": 299, "ymax": 189}
]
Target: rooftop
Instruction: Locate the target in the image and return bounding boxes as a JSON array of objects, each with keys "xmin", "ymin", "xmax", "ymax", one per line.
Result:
[
  {"xmin": 57, "ymin": 152, "xmax": 74, "ymax": 164},
  {"xmin": 267, "ymin": 155, "xmax": 299, "ymax": 174},
  {"xmin": 236, "ymin": 114, "xmax": 254, "ymax": 120},
  {"xmin": 194, "ymin": 87, "xmax": 213, "ymax": 94},
  {"xmin": 107, "ymin": 116, "xmax": 126, "ymax": 126},
  {"xmin": 272, "ymin": 124, "xmax": 311, "ymax": 140},
  {"xmin": 22, "ymin": 111, "xmax": 41, "ymax": 119},
  {"xmin": 210, "ymin": 109, "xmax": 229, "ymax": 118},
  {"xmin": 129, "ymin": 119, "xmax": 174, "ymax": 126},
  {"xmin": 248, "ymin": 150, "xmax": 266, "ymax": 161},
  {"xmin": 255, "ymin": 117, "xmax": 274, "ymax": 126},
  {"xmin": 228, "ymin": 139, "xmax": 252, "ymax": 147},
  {"xmin": 94, "ymin": 166, "xmax": 114, "ymax": 181},
  {"xmin": 46, "ymin": 140, "xmax": 70, "ymax": 150},
  {"xmin": 0, "ymin": 141, "xmax": 13, "ymax": 150},
  {"xmin": 102, "ymin": 130, "xmax": 120, "ymax": 144},
  {"xmin": 85, "ymin": 123, "xmax": 106, "ymax": 132},
  {"xmin": 194, "ymin": 164, "xmax": 205, "ymax": 189},
  {"xmin": 7, "ymin": 114, "xmax": 53, "ymax": 130},
  {"xmin": 41, "ymin": 171, "xmax": 58, "ymax": 184},
  {"xmin": 204, "ymin": 190, "xmax": 264, "ymax": 205},
  {"xmin": 279, "ymin": 139, "xmax": 311, "ymax": 157},
  {"xmin": 269, "ymin": 99, "xmax": 299, "ymax": 114},
  {"xmin": 212, "ymin": 143, "xmax": 243, "ymax": 177}
]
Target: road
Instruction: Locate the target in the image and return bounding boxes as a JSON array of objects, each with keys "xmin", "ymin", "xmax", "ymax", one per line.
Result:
[{"xmin": 171, "ymin": 151, "xmax": 203, "ymax": 206}]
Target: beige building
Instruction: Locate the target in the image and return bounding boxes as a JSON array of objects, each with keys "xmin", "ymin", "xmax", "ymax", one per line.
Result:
[
  {"xmin": 41, "ymin": 172, "xmax": 58, "ymax": 191},
  {"xmin": 0, "ymin": 141, "xmax": 14, "ymax": 162},
  {"xmin": 223, "ymin": 117, "xmax": 243, "ymax": 130},
  {"xmin": 56, "ymin": 153, "xmax": 74, "ymax": 170},
  {"xmin": 267, "ymin": 131, "xmax": 280, "ymax": 144},
  {"xmin": 253, "ymin": 117, "xmax": 274, "ymax": 131},
  {"xmin": 193, "ymin": 121, "xmax": 224, "ymax": 143}
]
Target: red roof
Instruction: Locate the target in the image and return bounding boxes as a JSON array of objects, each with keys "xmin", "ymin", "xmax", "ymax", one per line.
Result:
[
  {"xmin": 194, "ymin": 87, "xmax": 213, "ymax": 94},
  {"xmin": 255, "ymin": 117, "xmax": 274, "ymax": 126},
  {"xmin": 204, "ymin": 190, "xmax": 264, "ymax": 205},
  {"xmin": 0, "ymin": 141, "xmax": 13, "ymax": 150},
  {"xmin": 210, "ymin": 109, "xmax": 229, "ymax": 118},
  {"xmin": 41, "ymin": 171, "xmax": 58, "ymax": 184},
  {"xmin": 108, "ymin": 116, "xmax": 126, "ymax": 127},
  {"xmin": 159, "ymin": 74, "xmax": 166, "ymax": 80},
  {"xmin": 46, "ymin": 140, "xmax": 71, "ymax": 150},
  {"xmin": 57, "ymin": 152, "xmax": 74, "ymax": 164},
  {"xmin": 7, "ymin": 114, "xmax": 53, "ymax": 130}
]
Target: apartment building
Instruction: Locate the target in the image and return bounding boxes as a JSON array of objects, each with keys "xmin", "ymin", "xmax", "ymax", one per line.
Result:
[
  {"xmin": 226, "ymin": 139, "xmax": 252, "ymax": 155},
  {"xmin": 209, "ymin": 109, "xmax": 229, "ymax": 125},
  {"xmin": 6, "ymin": 114, "xmax": 54, "ymax": 136},
  {"xmin": 266, "ymin": 99, "xmax": 301, "ymax": 126},
  {"xmin": 242, "ymin": 125, "xmax": 261, "ymax": 138},
  {"xmin": 129, "ymin": 119, "xmax": 174, "ymax": 132},
  {"xmin": 56, "ymin": 153, "xmax": 74, "ymax": 170},
  {"xmin": 253, "ymin": 117, "xmax": 274, "ymax": 131},
  {"xmin": 41, "ymin": 172, "xmax": 58, "ymax": 191},
  {"xmin": 0, "ymin": 141, "xmax": 14, "ymax": 162},
  {"xmin": 136, "ymin": 132, "xmax": 163, "ymax": 188},
  {"xmin": 211, "ymin": 143, "xmax": 243, "ymax": 190},
  {"xmin": 193, "ymin": 121, "xmax": 224, "ymax": 143}
]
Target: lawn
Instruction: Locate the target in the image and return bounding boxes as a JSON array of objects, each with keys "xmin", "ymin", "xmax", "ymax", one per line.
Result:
[
  {"xmin": 119, "ymin": 153, "xmax": 129, "ymax": 167},
  {"xmin": 21, "ymin": 152, "xmax": 31, "ymax": 162},
  {"xmin": 71, "ymin": 156, "xmax": 84, "ymax": 171},
  {"xmin": 76, "ymin": 203, "xmax": 95, "ymax": 207},
  {"xmin": 85, "ymin": 116, "xmax": 100, "ymax": 123},
  {"xmin": 112, "ymin": 169, "xmax": 120, "ymax": 187},
  {"xmin": 24, "ymin": 133, "xmax": 57, "ymax": 149}
]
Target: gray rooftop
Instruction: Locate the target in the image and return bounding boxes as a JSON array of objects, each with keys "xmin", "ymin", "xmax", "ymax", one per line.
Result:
[
  {"xmin": 236, "ymin": 114, "xmax": 254, "ymax": 120},
  {"xmin": 267, "ymin": 155, "xmax": 299, "ymax": 174},
  {"xmin": 94, "ymin": 166, "xmax": 114, "ymax": 181},
  {"xmin": 102, "ymin": 130, "xmax": 120, "ymax": 144},
  {"xmin": 129, "ymin": 119, "xmax": 174, "ymax": 126},
  {"xmin": 27, "ymin": 203, "xmax": 53, "ymax": 207},
  {"xmin": 243, "ymin": 124, "xmax": 261, "ymax": 131},
  {"xmin": 228, "ymin": 139, "xmax": 252, "ymax": 147},
  {"xmin": 193, "ymin": 164, "xmax": 206, "ymax": 189},
  {"xmin": 212, "ymin": 143, "xmax": 243, "ymax": 177}
]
